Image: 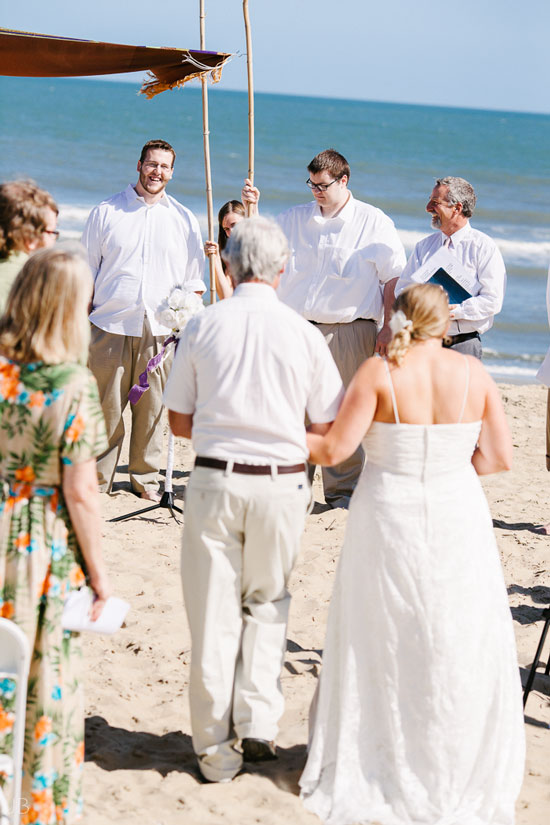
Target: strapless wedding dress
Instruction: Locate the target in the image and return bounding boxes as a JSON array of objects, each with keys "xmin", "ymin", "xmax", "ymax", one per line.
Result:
[{"xmin": 300, "ymin": 419, "xmax": 525, "ymax": 825}]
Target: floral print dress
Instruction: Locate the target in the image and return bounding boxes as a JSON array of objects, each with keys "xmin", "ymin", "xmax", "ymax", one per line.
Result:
[{"xmin": 0, "ymin": 356, "xmax": 107, "ymax": 825}]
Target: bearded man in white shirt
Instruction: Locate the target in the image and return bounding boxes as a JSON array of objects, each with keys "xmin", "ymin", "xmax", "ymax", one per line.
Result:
[
  {"xmin": 395, "ymin": 176, "xmax": 506, "ymax": 359},
  {"xmin": 82, "ymin": 139, "xmax": 205, "ymax": 501},
  {"xmin": 243, "ymin": 149, "xmax": 406, "ymax": 509},
  {"xmin": 164, "ymin": 216, "xmax": 344, "ymax": 783}
]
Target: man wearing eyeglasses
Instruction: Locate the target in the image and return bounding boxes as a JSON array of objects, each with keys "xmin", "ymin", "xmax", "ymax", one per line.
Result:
[
  {"xmin": 82, "ymin": 139, "xmax": 205, "ymax": 502},
  {"xmin": 242, "ymin": 149, "xmax": 406, "ymax": 509},
  {"xmin": 394, "ymin": 177, "xmax": 506, "ymax": 359}
]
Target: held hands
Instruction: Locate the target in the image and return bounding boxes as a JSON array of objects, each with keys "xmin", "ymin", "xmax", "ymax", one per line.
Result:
[
  {"xmin": 242, "ymin": 178, "xmax": 260, "ymax": 207},
  {"xmin": 375, "ymin": 324, "xmax": 393, "ymax": 357}
]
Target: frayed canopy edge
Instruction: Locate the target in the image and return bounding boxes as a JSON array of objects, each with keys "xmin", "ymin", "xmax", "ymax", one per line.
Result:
[{"xmin": 0, "ymin": 27, "xmax": 231, "ymax": 96}]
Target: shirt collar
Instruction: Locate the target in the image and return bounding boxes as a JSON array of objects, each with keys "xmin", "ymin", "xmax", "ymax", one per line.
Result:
[
  {"xmin": 442, "ymin": 220, "xmax": 470, "ymax": 246},
  {"xmin": 311, "ymin": 191, "xmax": 355, "ymax": 226},
  {"xmin": 234, "ymin": 282, "xmax": 278, "ymax": 301},
  {"xmin": 9, "ymin": 250, "xmax": 28, "ymax": 264},
  {"xmin": 124, "ymin": 183, "xmax": 171, "ymax": 209}
]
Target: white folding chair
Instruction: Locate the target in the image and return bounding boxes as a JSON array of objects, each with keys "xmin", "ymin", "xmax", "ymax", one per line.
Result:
[{"xmin": 0, "ymin": 619, "xmax": 30, "ymax": 825}]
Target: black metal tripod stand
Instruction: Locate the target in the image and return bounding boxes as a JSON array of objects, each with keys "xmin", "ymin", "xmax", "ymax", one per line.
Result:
[{"xmin": 109, "ymin": 432, "xmax": 182, "ymax": 524}]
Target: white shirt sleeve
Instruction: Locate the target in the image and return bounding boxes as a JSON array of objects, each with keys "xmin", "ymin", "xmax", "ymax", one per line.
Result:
[
  {"xmin": 394, "ymin": 245, "xmax": 422, "ymax": 296},
  {"xmin": 450, "ymin": 243, "xmax": 506, "ymax": 321},
  {"xmin": 81, "ymin": 207, "xmax": 103, "ymax": 280},
  {"xmin": 372, "ymin": 216, "xmax": 407, "ymax": 285}
]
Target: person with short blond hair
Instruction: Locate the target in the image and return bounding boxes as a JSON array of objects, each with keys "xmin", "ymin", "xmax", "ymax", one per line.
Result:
[
  {"xmin": 0, "ymin": 247, "xmax": 110, "ymax": 824},
  {"xmin": 0, "ymin": 180, "xmax": 59, "ymax": 311}
]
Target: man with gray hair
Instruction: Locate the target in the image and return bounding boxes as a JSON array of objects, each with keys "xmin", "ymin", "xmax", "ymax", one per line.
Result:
[
  {"xmin": 163, "ymin": 216, "xmax": 344, "ymax": 783},
  {"xmin": 394, "ymin": 176, "xmax": 506, "ymax": 357}
]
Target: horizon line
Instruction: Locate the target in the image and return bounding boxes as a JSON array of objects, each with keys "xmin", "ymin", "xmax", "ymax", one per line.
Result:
[{"xmin": 2, "ymin": 74, "xmax": 549, "ymax": 119}]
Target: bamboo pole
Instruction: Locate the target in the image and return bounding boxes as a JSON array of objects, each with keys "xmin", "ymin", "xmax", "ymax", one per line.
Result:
[
  {"xmin": 200, "ymin": 0, "xmax": 216, "ymax": 304},
  {"xmin": 243, "ymin": 0, "xmax": 255, "ymax": 216}
]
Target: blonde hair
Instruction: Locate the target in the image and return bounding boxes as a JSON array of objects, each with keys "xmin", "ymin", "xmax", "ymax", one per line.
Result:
[
  {"xmin": 387, "ymin": 283, "xmax": 450, "ymax": 366},
  {"xmin": 0, "ymin": 247, "xmax": 92, "ymax": 364}
]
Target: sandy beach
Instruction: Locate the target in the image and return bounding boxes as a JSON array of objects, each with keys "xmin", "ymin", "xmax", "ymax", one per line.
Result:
[{"xmin": 80, "ymin": 382, "xmax": 550, "ymax": 825}]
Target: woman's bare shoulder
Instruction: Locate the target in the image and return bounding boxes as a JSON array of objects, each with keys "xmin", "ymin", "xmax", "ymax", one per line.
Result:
[
  {"xmin": 347, "ymin": 354, "xmax": 388, "ymax": 395},
  {"xmin": 357, "ymin": 354, "xmax": 389, "ymax": 381},
  {"xmin": 462, "ymin": 352, "xmax": 494, "ymax": 387}
]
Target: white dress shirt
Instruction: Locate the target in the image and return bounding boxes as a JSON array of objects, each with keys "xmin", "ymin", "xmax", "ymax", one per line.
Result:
[
  {"xmin": 82, "ymin": 184, "xmax": 205, "ymax": 336},
  {"xmin": 396, "ymin": 222, "xmax": 506, "ymax": 335},
  {"xmin": 276, "ymin": 193, "xmax": 406, "ymax": 324},
  {"xmin": 163, "ymin": 283, "xmax": 345, "ymax": 463}
]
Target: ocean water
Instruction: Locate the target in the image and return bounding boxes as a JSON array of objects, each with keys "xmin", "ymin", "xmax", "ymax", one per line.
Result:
[{"xmin": 1, "ymin": 76, "xmax": 549, "ymax": 382}]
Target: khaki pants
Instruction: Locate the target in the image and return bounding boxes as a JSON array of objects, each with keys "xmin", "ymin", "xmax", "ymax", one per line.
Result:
[
  {"xmin": 181, "ymin": 465, "xmax": 311, "ymax": 782},
  {"xmin": 89, "ymin": 319, "xmax": 173, "ymax": 494},
  {"xmin": 313, "ymin": 319, "xmax": 377, "ymax": 508}
]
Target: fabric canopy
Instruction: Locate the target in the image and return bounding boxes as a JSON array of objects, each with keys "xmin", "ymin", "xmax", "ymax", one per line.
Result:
[{"xmin": 0, "ymin": 28, "xmax": 230, "ymax": 98}]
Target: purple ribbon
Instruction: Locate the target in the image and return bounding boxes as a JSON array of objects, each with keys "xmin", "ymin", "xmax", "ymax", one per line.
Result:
[{"xmin": 128, "ymin": 335, "xmax": 176, "ymax": 405}]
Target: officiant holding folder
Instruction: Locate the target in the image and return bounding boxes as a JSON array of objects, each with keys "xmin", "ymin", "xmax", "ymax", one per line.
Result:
[{"xmin": 394, "ymin": 176, "xmax": 506, "ymax": 358}]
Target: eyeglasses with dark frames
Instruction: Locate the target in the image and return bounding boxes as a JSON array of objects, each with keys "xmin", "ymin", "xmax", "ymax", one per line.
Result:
[{"xmin": 306, "ymin": 178, "xmax": 341, "ymax": 193}]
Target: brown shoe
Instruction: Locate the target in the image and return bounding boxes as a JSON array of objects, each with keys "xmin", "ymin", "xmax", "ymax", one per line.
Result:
[{"xmin": 241, "ymin": 738, "xmax": 277, "ymax": 762}]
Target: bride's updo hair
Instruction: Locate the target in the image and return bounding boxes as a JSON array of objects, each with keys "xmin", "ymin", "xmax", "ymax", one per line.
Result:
[{"xmin": 387, "ymin": 283, "xmax": 450, "ymax": 366}]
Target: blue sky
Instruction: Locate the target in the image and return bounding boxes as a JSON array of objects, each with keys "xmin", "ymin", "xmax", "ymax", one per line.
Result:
[{"xmin": 3, "ymin": 0, "xmax": 550, "ymax": 114}]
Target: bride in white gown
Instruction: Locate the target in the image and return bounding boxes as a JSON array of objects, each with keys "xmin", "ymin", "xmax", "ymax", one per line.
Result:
[{"xmin": 300, "ymin": 284, "xmax": 525, "ymax": 825}]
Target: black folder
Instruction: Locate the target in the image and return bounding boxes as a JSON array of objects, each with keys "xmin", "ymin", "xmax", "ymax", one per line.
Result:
[{"xmin": 428, "ymin": 268, "xmax": 472, "ymax": 304}]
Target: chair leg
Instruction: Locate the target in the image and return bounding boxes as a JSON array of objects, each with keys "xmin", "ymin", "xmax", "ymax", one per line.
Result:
[{"xmin": 523, "ymin": 609, "xmax": 550, "ymax": 708}]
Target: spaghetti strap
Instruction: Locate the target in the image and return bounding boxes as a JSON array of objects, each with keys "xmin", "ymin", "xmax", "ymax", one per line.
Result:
[
  {"xmin": 384, "ymin": 358, "xmax": 400, "ymax": 424},
  {"xmin": 457, "ymin": 355, "xmax": 470, "ymax": 424}
]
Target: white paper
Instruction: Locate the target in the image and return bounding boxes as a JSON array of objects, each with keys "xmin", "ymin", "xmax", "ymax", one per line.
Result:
[
  {"xmin": 409, "ymin": 247, "xmax": 480, "ymax": 297},
  {"xmin": 62, "ymin": 588, "xmax": 130, "ymax": 635}
]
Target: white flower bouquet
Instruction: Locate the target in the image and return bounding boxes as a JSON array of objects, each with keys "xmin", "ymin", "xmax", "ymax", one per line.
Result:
[
  {"xmin": 157, "ymin": 283, "xmax": 205, "ymax": 337},
  {"xmin": 129, "ymin": 283, "xmax": 206, "ymax": 405}
]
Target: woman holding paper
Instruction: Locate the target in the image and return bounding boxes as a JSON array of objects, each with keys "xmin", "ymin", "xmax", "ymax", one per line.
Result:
[{"xmin": 0, "ymin": 248, "xmax": 110, "ymax": 824}]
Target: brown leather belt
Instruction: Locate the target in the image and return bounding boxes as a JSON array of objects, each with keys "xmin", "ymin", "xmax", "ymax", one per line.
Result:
[{"xmin": 194, "ymin": 456, "xmax": 307, "ymax": 475}]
